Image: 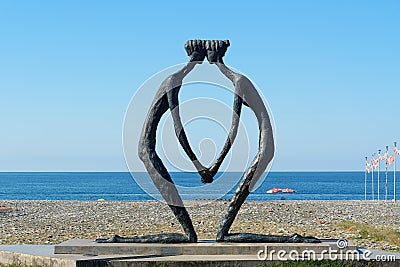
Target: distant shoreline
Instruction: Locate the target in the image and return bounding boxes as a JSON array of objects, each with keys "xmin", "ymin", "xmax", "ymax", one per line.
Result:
[
  {"xmin": 0, "ymin": 199, "xmax": 397, "ymax": 202},
  {"xmin": 0, "ymin": 171, "xmax": 375, "ymax": 173}
]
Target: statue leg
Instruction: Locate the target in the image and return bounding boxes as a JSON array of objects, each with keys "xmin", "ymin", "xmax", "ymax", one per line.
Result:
[
  {"xmin": 216, "ymin": 131, "xmax": 320, "ymax": 243},
  {"xmin": 96, "ymin": 149, "xmax": 197, "ymax": 243}
]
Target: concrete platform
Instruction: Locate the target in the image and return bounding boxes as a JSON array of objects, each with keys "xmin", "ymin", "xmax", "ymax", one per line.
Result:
[
  {"xmin": 54, "ymin": 239, "xmax": 355, "ymax": 256},
  {"xmin": 0, "ymin": 240, "xmax": 399, "ymax": 267}
]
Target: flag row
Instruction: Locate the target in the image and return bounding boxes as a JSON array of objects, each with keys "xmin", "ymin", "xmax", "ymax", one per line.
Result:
[
  {"xmin": 364, "ymin": 142, "xmax": 397, "ymax": 201},
  {"xmin": 365, "ymin": 147, "xmax": 399, "ymax": 173}
]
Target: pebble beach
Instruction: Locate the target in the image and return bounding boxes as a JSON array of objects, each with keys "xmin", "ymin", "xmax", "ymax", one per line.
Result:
[{"xmin": 0, "ymin": 200, "xmax": 399, "ymax": 251}]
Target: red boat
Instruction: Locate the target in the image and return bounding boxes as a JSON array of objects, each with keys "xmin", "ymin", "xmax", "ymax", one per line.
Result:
[{"xmin": 266, "ymin": 188, "xmax": 296, "ymax": 194}]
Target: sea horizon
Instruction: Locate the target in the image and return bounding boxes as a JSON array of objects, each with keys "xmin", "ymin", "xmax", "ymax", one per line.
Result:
[{"xmin": 1, "ymin": 171, "xmax": 398, "ymax": 201}]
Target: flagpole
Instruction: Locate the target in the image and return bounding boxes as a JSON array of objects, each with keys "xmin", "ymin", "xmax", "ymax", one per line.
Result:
[
  {"xmin": 371, "ymin": 154, "xmax": 375, "ymax": 200},
  {"xmin": 385, "ymin": 146, "xmax": 389, "ymax": 201},
  {"xmin": 394, "ymin": 142, "xmax": 397, "ymax": 202},
  {"xmin": 365, "ymin": 156, "xmax": 367, "ymax": 201},
  {"xmin": 377, "ymin": 150, "xmax": 381, "ymax": 201}
]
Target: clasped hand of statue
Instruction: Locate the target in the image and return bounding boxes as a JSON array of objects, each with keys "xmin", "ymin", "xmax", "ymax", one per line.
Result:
[{"xmin": 197, "ymin": 162, "xmax": 221, "ymax": 184}]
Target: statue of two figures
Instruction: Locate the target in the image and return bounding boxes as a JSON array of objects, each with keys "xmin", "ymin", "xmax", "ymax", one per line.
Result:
[{"xmin": 97, "ymin": 40, "xmax": 320, "ymax": 244}]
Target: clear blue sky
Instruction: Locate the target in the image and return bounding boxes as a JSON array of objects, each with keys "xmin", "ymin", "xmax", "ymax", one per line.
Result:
[{"xmin": 0, "ymin": 1, "xmax": 399, "ymax": 171}]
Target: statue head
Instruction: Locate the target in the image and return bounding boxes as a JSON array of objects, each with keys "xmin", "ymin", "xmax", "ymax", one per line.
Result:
[
  {"xmin": 184, "ymin": 40, "xmax": 206, "ymax": 63},
  {"xmin": 205, "ymin": 40, "xmax": 230, "ymax": 64}
]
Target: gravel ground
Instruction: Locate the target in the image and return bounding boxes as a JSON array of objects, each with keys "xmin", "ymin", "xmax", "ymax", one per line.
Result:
[{"xmin": 0, "ymin": 200, "xmax": 399, "ymax": 251}]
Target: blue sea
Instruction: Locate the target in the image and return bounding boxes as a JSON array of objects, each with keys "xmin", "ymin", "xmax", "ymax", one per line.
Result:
[{"xmin": 0, "ymin": 172, "xmax": 398, "ymax": 201}]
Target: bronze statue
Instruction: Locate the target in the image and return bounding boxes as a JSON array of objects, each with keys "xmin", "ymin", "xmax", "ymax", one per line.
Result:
[{"xmin": 97, "ymin": 40, "xmax": 319, "ymax": 244}]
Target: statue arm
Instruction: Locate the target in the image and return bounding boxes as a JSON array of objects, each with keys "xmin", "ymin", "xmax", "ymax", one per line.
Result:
[
  {"xmin": 167, "ymin": 85, "xmax": 205, "ymax": 172},
  {"xmin": 209, "ymin": 63, "xmax": 245, "ymax": 175},
  {"xmin": 209, "ymin": 87, "xmax": 243, "ymax": 175}
]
